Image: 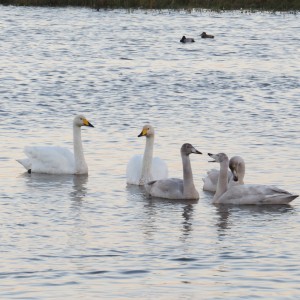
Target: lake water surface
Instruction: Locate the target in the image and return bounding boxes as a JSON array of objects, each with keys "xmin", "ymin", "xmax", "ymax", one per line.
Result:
[{"xmin": 0, "ymin": 6, "xmax": 300, "ymax": 299}]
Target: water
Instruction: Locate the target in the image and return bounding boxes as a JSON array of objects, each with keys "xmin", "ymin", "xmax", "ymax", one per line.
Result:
[{"xmin": 0, "ymin": 6, "xmax": 300, "ymax": 299}]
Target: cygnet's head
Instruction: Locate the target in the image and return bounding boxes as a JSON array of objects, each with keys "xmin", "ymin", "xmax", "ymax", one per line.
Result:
[
  {"xmin": 138, "ymin": 124, "xmax": 154, "ymax": 138},
  {"xmin": 181, "ymin": 143, "xmax": 202, "ymax": 156},
  {"xmin": 73, "ymin": 115, "xmax": 94, "ymax": 128},
  {"xmin": 208, "ymin": 152, "xmax": 228, "ymax": 163},
  {"xmin": 229, "ymin": 156, "xmax": 245, "ymax": 182}
]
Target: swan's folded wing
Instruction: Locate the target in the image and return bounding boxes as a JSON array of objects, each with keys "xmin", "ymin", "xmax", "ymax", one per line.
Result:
[
  {"xmin": 203, "ymin": 169, "xmax": 219, "ymax": 192},
  {"xmin": 218, "ymin": 184, "xmax": 298, "ymax": 205},
  {"xmin": 126, "ymin": 154, "xmax": 143, "ymax": 185},
  {"xmin": 24, "ymin": 146, "xmax": 75, "ymax": 174},
  {"xmin": 146, "ymin": 178, "xmax": 183, "ymax": 199}
]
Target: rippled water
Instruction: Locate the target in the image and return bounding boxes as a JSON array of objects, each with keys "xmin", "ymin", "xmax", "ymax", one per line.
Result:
[{"xmin": 0, "ymin": 6, "xmax": 300, "ymax": 299}]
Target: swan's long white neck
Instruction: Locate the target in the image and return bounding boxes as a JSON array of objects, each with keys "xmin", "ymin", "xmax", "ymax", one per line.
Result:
[
  {"xmin": 73, "ymin": 125, "xmax": 88, "ymax": 174},
  {"xmin": 182, "ymin": 154, "xmax": 197, "ymax": 198},
  {"xmin": 140, "ymin": 135, "xmax": 154, "ymax": 185},
  {"xmin": 213, "ymin": 158, "xmax": 229, "ymax": 202}
]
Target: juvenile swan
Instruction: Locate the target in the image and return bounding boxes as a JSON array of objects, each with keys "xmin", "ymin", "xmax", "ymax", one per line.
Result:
[
  {"xmin": 203, "ymin": 156, "xmax": 245, "ymax": 192},
  {"xmin": 145, "ymin": 143, "xmax": 202, "ymax": 200},
  {"xmin": 126, "ymin": 124, "xmax": 168, "ymax": 185},
  {"xmin": 17, "ymin": 115, "xmax": 94, "ymax": 175},
  {"xmin": 208, "ymin": 153, "xmax": 298, "ymax": 205}
]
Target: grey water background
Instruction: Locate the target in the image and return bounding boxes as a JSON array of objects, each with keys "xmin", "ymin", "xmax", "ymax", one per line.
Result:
[{"xmin": 1, "ymin": 6, "xmax": 300, "ymax": 299}]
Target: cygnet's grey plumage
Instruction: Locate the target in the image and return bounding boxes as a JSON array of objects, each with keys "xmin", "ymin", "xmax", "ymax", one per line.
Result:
[
  {"xmin": 203, "ymin": 156, "xmax": 245, "ymax": 192},
  {"xmin": 208, "ymin": 153, "xmax": 298, "ymax": 205},
  {"xmin": 145, "ymin": 143, "xmax": 202, "ymax": 200}
]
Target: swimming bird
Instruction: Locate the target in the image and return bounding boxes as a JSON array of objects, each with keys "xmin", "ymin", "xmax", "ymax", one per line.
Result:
[
  {"xmin": 17, "ymin": 115, "xmax": 94, "ymax": 175},
  {"xmin": 180, "ymin": 36, "xmax": 195, "ymax": 43},
  {"xmin": 145, "ymin": 143, "xmax": 202, "ymax": 200},
  {"xmin": 200, "ymin": 32, "xmax": 214, "ymax": 38},
  {"xmin": 208, "ymin": 153, "xmax": 298, "ymax": 205},
  {"xmin": 203, "ymin": 156, "xmax": 245, "ymax": 192},
  {"xmin": 126, "ymin": 124, "xmax": 168, "ymax": 185}
]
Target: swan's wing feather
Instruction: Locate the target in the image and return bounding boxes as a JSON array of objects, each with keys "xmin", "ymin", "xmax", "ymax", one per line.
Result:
[
  {"xmin": 151, "ymin": 157, "xmax": 168, "ymax": 180},
  {"xmin": 126, "ymin": 155, "xmax": 143, "ymax": 185},
  {"xmin": 203, "ymin": 169, "xmax": 219, "ymax": 192},
  {"xmin": 203, "ymin": 169, "xmax": 233, "ymax": 192},
  {"xmin": 24, "ymin": 146, "xmax": 75, "ymax": 174},
  {"xmin": 146, "ymin": 178, "xmax": 183, "ymax": 199},
  {"xmin": 218, "ymin": 184, "xmax": 298, "ymax": 205}
]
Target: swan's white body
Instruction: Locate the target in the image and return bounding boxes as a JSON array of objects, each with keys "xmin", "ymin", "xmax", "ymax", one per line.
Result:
[
  {"xmin": 17, "ymin": 115, "xmax": 94, "ymax": 175},
  {"xmin": 126, "ymin": 124, "xmax": 168, "ymax": 185},
  {"xmin": 145, "ymin": 143, "xmax": 201, "ymax": 200},
  {"xmin": 209, "ymin": 153, "xmax": 298, "ymax": 205},
  {"xmin": 203, "ymin": 156, "xmax": 245, "ymax": 192}
]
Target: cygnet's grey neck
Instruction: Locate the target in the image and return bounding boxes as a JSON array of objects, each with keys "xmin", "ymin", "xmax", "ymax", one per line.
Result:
[
  {"xmin": 181, "ymin": 154, "xmax": 197, "ymax": 198},
  {"xmin": 213, "ymin": 157, "xmax": 229, "ymax": 201},
  {"xmin": 140, "ymin": 135, "xmax": 154, "ymax": 184},
  {"xmin": 73, "ymin": 125, "xmax": 88, "ymax": 174}
]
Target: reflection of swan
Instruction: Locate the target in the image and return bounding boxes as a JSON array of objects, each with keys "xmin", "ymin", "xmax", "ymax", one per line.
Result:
[
  {"xmin": 145, "ymin": 143, "xmax": 202, "ymax": 200},
  {"xmin": 203, "ymin": 156, "xmax": 245, "ymax": 192},
  {"xmin": 208, "ymin": 152, "xmax": 298, "ymax": 205},
  {"xmin": 126, "ymin": 124, "xmax": 168, "ymax": 185},
  {"xmin": 17, "ymin": 115, "xmax": 94, "ymax": 175},
  {"xmin": 70, "ymin": 174, "xmax": 88, "ymax": 202}
]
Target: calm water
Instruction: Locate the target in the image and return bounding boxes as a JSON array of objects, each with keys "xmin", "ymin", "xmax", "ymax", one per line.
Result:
[{"xmin": 0, "ymin": 6, "xmax": 300, "ymax": 299}]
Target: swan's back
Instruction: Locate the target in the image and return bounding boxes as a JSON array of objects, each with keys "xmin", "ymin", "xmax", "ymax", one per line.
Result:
[
  {"xmin": 126, "ymin": 155, "xmax": 168, "ymax": 185},
  {"xmin": 217, "ymin": 184, "xmax": 298, "ymax": 205},
  {"xmin": 146, "ymin": 178, "xmax": 184, "ymax": 199},
  {"xmin": 21, "ymin": 146, "xmax": 75, "ymax": 174}
]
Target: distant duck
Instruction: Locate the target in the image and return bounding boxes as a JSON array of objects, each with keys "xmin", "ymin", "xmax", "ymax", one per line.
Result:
[
  {"xmin": 200, "ymin": 32, "xmax": 214, "ymax": 39},
  {"xmin": 180, "ymin": 36, "xmax": 195, "ymax": 43}
]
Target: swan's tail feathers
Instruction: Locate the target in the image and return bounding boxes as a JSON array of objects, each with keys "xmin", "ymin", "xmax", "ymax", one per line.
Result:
[
  {"xmin": 16, "ymin": 158, "xmax": 31, "ymax": 171},
  {"xmin": 263, "ymin": 188, "xmax": 299, "ymax": 204},
  {"xmin": 145, "ymin": 180, "xmax": 157, "ymax": 195}
]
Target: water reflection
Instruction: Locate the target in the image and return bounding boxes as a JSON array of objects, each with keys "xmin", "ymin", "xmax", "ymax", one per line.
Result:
[
  {"xmin": 70, "ymin": 174, "xmax": 88, "ymax": 203},
  {"xmin": 126, "ymin": 184, "xmax": 197, "ymax": 241},
  {"xmin": 214, "ymin": 203, "xmax": 294, "ymax": 236}
]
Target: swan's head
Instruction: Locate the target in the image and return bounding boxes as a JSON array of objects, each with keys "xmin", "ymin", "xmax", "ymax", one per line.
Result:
[
  {"xmin": 138, "ymin": 124, "xmax": 154, "ymax": 138},
  {"xmin": 73, "ymin": 115, "xmax": 94, "ymax": 128},
  {"xmin": 208, "ymin": 153, "xmax": 228, "ymax": 163},
  {"xmin": 229, "ymin": 156, "xmax": 245, "ymax": 182},
  {"xmin": 181, "ymin": 143, "xmax": 202, "ymax": 156}
]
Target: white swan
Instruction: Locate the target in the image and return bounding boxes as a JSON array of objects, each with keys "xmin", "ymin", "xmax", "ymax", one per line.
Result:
[
  {"xmin": 203, "ymin": 156, "xmax": 245, "ymax": 192},
  {"xmin": 145, "ymin": 143, "xmax": 202, "ymax": 200},
  {"xmin": 126, "ymin": 124, "xmax": 168, "ymax": 185},
  {"xmin": 17, "ymin": 115, "xmax": 94, "ymax": 175},
  {"xmin": 208, "ymin": 152, "xmax": 298, "ymax": 205}
]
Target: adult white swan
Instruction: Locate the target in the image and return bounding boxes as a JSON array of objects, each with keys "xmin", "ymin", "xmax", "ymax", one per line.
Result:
[
  {"xmin": 17, "ymin": 115, "xmax": 94, "ymax": 175},
  {"xmin": 126, "ymin": 124, "xmax": 168, "ymax": 185},
  {"xmin": 145, "ymin": 143, "xmax": 202, "ymax": 200},
  {"xmin": 208, "ymin": 152, "xmax": 298, "ymax": 205},
  {"xmin": 203, "ymin": 156, "xmax": 245, "ymax": 192}
]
